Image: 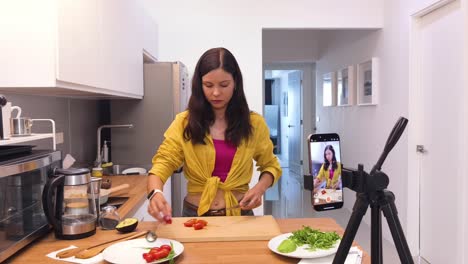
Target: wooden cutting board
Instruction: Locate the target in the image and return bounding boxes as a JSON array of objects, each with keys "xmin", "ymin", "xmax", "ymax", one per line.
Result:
[{"xmin": 155, "ymin": 215, "xmax": 281, "ymax": 242}]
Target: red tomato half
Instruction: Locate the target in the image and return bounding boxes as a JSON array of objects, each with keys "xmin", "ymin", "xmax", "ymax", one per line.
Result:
[
  {"xmin": 149, "ymin": 247, "xmax": 160, "ymax": 254},
  {"xmin": 151, "ymin": 250, "xmax": 166, "ymax": 260},
  {"xmin": 160, "ymin": 245, "xmax": 172, "ymax": 252},
  {"xmin": 193, "ymin": 222, "xmax": 204, "ymax": 230},
  {"xmin": 195, "ymin": 219, "xmax": 208, "ymax": 227},
  {"xmin": 143, "ymin": 253, "xmax": 154, "ymax": 262},
  {"xmin": 184, "ymin": 218, "xmax": 197, "ymax": 227}
]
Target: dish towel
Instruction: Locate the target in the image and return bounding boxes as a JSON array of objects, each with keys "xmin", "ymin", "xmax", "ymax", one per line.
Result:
[
  {"xmin": 46, "ymin": 245, "xmax": 103, "ymax": 264},
  {"xmin": 298, "ymin": 246, "xmax": 362, "ymax": 264}
]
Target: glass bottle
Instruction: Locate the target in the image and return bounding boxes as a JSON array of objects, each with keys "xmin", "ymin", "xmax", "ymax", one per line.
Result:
[{"xmin": 99, "ymin": 205, "xmax": 120, "ymax": 230}]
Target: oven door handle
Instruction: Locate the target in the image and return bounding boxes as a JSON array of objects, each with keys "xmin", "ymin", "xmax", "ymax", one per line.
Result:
[{"xmin": 0, "ymin": 155, "xmax": 53, "ymax": 178}]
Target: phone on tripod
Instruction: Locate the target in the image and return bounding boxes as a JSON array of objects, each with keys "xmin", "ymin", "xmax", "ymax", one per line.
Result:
[{"xmin": 307, "ymin": 133, "xmax": 344, "ymax": 211}]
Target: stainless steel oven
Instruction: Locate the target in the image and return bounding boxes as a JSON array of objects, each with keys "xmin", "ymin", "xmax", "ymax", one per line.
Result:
[{"xmin": 0, "ymin": 150, "xmax": 61, "ymax": 262}]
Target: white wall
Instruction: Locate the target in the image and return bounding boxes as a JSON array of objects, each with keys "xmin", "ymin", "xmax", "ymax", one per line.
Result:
[
  {"xmin": 263, "ymin": 30, "xmax": 321, "ymax": 64},
  {"xmin": 144, "ymin": 0, "xmax": 383, "ymax": 113}
]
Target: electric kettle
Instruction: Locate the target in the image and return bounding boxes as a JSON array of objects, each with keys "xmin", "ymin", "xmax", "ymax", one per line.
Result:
[{"xmin": 42, "ymin": 168, "xmax": 98, "ymax": 239}]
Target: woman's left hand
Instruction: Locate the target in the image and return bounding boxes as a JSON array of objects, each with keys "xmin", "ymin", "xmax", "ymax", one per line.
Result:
[{"xmin": 239, "ymin": 184, "xmax": 266, "ymax": 210}]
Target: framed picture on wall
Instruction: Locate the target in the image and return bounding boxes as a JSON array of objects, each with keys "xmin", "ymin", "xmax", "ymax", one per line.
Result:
[
  {"xmin": 322, "ymin": 72, "xmax": 337, "ymax": 107},
  {"xmin": 337, "ymin": 65, "xmax": 356, "ymax": 106},
  {"xmin": 357, "ymin": 57, "xmax": 379, "ymax": 105}
]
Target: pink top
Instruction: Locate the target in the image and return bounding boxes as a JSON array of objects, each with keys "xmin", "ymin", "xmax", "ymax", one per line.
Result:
[
  {"xmin": 212, "ymin": 139, "xmax": 237, "ymax": 182},
  {"xmin": 329, "ymin": 168, "xmax": 334, "ymax": 180}
]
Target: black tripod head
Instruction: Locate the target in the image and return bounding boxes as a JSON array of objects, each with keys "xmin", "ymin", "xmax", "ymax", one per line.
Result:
[{"xmin": 370, "ymin": 117, "xmax": 408, "ymax": 175}]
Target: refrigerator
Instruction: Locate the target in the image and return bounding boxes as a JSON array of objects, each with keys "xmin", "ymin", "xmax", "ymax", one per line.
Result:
[{"xmin": 110, "ymin": 62, "xmax": 190, "ymax": 216}]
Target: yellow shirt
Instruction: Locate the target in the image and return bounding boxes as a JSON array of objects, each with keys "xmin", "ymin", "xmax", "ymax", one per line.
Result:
[
  {"xmin": 149, "ymin": 111, "xmax": 282, "ymax": 216},
  {"xmin": 316, "ymin": 162, "xmax": 342, "ymax": 188}
]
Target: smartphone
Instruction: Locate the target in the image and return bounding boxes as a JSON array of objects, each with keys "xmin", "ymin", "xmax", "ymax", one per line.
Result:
[{"xmin": 307, "ymin": 133, "xmax": 344, "ymax": 211}]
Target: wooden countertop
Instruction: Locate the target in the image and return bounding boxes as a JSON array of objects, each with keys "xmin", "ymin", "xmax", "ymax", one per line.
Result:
[
  {"xmin": 7, "ymin": 218, "xmax": 369, "ymax": 263},
  {"xmin": 101, "ymin": 175, "xmax": 147, "ymax": 219}
]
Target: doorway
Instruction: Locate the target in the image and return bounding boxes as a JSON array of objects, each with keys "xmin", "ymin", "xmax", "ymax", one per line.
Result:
[
  {"xmin": 408, "ymin": 0, "xmax": 466, "ymax": 263},
  {"xmin": 263, "ymin": 63, "xmax": 315, "ymax": 218}
]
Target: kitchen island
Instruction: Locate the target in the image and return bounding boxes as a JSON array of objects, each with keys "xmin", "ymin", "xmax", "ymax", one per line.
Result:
[
  {"xmin": 6, "ymin": 175, "xmax": 370, "ymax": 263},
  {"xmin": 8, "ymin": 218, "xmax": 369, "ymax": 263}
]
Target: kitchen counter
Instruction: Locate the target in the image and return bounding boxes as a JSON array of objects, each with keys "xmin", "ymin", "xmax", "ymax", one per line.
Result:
[{"xmin": 7, "ymin": 218, "xmax": 369, "ymax": 263}]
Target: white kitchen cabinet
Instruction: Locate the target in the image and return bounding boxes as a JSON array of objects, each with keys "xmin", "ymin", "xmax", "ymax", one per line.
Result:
[
  {"xmin": 57, "ymin": 0, "xmax": 101, "ymax": 88},
  {"xmin": 0, "ymin": 0, "xmax": 155, "ymax": 98},
  {"xmin": 99, "ymin": 0, "xmax": 144, "ymax": 96},
  {"xmin": 143, "ymin": 9, "xmax": 159, "ymax": 61}
]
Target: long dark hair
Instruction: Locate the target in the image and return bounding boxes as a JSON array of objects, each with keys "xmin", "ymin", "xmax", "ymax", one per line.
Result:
[
  {"xmin": 323, "ymin": 145, "xmax": 338, "ymax": 171},
  {"xmin": 183, "ymin": 47, "xmax": 252, "ymax": 146}
]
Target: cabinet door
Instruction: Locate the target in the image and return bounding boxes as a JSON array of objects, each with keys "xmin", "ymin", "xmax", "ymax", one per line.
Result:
[
  {"xmin": 143, "ymin": 9, "xmax": 158, "ymax": 60},
  {"xmin": 0, "ymin": 0, "xmax": 56, "ymax": 87},
  {"xmin": 100, "ymin": 0, "xmax": 143, "ymax": 96},
  {"xmin": 56, "ymin": 0, "xmax": 101, "ymax": 88}
]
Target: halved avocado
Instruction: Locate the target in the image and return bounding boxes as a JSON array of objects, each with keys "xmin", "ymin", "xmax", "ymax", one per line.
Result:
[{"xmin": 115, "ymin": 218, "xmax": 138, "ymax": 233}]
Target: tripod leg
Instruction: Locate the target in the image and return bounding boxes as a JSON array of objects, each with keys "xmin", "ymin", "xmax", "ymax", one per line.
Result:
[
  {"xmin": 333, "ymin": 193, "xmax": 369, "ymax": 264},
  {"xmin": 380, "ymin": 191, "xmax": 414, "ymax": 264},
  {"xmin": 371, "ymin": 201, "xmax": 383, "ymax": 264}
]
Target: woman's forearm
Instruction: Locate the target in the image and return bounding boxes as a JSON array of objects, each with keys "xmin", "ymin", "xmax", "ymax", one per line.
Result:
[
  {"xmin": 147, "ymin": 174, "xmax": 165, "ymax": 193},
  {"xmin": 257, "ymin": 172, "xmax": 274, "ymax": 192}
]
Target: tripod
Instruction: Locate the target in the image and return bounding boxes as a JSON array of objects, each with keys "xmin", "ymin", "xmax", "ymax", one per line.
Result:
[{"xmin": 332, "ymin": 117, "xmax": 414, "ymax": 264}]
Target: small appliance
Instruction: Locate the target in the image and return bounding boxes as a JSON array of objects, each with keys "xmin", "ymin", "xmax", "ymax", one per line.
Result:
[{"xmin": 42, "ymin": 168, "xmax": 98, "ymax": 240}]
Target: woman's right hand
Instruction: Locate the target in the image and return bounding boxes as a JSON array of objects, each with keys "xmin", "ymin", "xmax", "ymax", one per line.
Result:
[{"xmin": 148, "ymin": 192, "xmax": 172, "ymax": 223}]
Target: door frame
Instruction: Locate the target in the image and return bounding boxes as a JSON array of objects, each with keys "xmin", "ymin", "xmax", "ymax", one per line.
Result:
[
  {"xmin": 407, "ymin": 0, "xmax": 467, "ymax": 259},
  {"xmin": 263, "ymin": 63, "xmax": 316, "ymax": 177}
]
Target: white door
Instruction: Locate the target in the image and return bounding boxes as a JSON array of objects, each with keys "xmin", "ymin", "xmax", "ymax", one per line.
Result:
[
  {"xmin": 287, "ymin": 71, "xmax": 303, "ymax": 177},
  {"xmin": 415, "ymin": 1, "xmax": 464, "ymax": 263}
]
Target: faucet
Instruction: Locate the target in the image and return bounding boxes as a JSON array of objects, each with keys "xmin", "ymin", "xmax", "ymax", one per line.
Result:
[{"xmin": 95, "ymin": 124, "xmax": 133, "ymax": 166}]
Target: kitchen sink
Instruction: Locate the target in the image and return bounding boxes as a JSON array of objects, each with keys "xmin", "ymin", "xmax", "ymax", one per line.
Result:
[{"xmin": 103, "ymin": 164, "xmax": 151, "ymax": 176}]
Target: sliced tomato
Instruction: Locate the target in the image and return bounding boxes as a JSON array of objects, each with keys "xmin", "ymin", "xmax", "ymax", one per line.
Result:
[
  {"xmin": 193, "ymin": 222, "xmax": 204, "ymax": 230},
  {"xmin": 159, "ymin": 248, "xmax": 170, "ymax": 258},
  {"xmin": 159, "ymin": 244, "xmax": 172, "ymax": 252},
  {"xmin": 184, "ymin": 218, "xmax": 197, "ymax": 227},
  {"xmin": 151, "ymin": 250, "xmax": 166, "ymax": 260},
  {"xmin": 195, "ymin": 219, "xmax": 208, "ymax": 226},
  {"xmin": 149, "ymin": 247, "xmax": 160, "ymax": 254},
  {"xmin": 143, "ymin": 253, "xmax": 154, "ymax": 262}
]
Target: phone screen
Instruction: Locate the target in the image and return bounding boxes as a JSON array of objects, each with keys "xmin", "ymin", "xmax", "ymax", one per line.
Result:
[{"xmin": 308, "ymin": 133, "xmax": 344, "ymax": 211}]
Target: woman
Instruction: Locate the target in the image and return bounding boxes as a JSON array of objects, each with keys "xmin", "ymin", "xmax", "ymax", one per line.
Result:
[
  {"xmin": 147, "ymin": 47, "xmax": 282, "ymax": 221},
  {"xmin": 313, "ymin": 145, "xmax": 342, "ymax": 193}
]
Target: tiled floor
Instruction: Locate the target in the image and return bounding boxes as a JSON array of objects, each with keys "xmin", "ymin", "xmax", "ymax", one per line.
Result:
[{"xmin": 265, "ymin": 168, "xmax": 426, "ymax": 263}]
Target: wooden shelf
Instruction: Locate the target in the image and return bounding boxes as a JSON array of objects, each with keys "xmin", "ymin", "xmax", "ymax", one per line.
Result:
[{"xmin": 0, "ymin": 133, "xmax": 54, "ymax": 146}]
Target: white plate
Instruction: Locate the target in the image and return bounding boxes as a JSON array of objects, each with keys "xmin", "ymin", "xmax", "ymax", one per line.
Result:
[
  {"xmin": 268, "ymin": 233, "xmax": 340, "ymax": 259},
  {"xmin": 102, "ymin": 238, "xmax": 184, "ymax": 264},
  {"xmin": 122, "ymin": 167, "xmax": 147, "ymax": 175}
]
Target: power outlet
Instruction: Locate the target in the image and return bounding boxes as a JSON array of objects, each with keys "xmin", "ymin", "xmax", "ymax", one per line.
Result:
[{"xmin": 55, "ymin": 132, "xmax": 64, "ymax": 144}]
